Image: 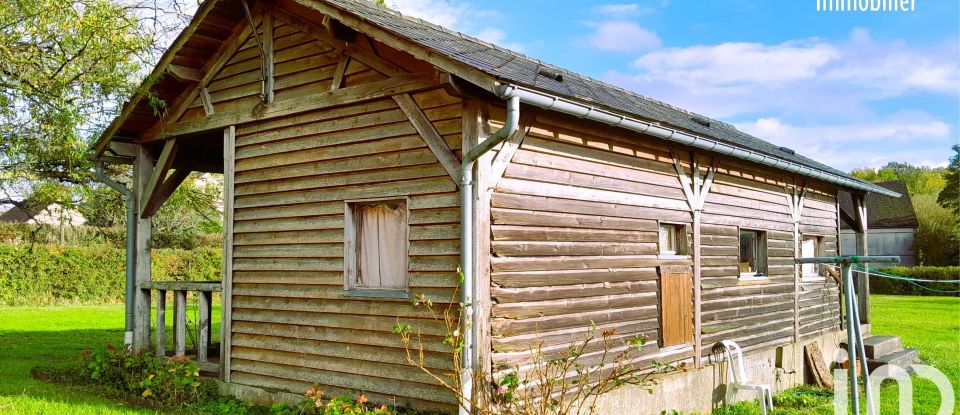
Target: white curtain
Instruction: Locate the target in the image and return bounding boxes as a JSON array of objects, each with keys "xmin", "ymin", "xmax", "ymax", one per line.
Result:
[
  {"xmin": 801, "ymin": 237, "xmax": 817, "ymax": 276},
  {"xmin": 358, "ymin": 204, "xmax": 407, "ymax": 289}
]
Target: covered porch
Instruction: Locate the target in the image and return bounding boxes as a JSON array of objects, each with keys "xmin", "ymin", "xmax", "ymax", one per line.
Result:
[{"xmin": 96, "ymin": 127, "xmax": 231, "ymax": 376}]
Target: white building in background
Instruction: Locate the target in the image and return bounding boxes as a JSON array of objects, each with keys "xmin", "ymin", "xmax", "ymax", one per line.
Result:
[
  {"xmin": 840, "ymin": 180, "xmax": 919, "ymax": 266},
  {"xmin": 0, "ymin": 202, "xmax": 86, "ymax": 226}
]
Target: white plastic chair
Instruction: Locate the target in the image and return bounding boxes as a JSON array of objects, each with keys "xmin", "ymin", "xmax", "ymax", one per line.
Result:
[{"xmin": 720, "ymin": 340, "xmax": 774, "ymax": 414}]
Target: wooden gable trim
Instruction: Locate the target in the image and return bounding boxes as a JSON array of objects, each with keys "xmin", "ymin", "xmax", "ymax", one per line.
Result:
[
  {"xmin": 167, "ymin": 65, "xmax": 202, "ymax": 82},
  {"xmin": 94, "ymin": 0, "xmax": 222, "ymax": 155},
  {"xmin": 157, "ymin": 73, "xmax": 439, "ymax": 139},
  {"xmin": 277, "ymin": 0, "xmax": 495, "ymax": 90},
  {"xmin": 393, "ymin": 93, "xmax": 461, "ymax": 185},
  {"xmin": 272, "ymin": 7, "xmax": 407, "ymax": 78},
  {"xmin": 143, "ymin": 10, "xmax": 261, "ymax": 142}
]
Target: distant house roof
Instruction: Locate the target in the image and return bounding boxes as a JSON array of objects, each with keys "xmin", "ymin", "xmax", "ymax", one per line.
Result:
[
  {"xmin": 840, "ymin": 181, "xmax": 919, "ymax": 229},
  {"xmin": 0, "ymin": 202, "xmax": 87, "ymax": 226},
  {"xmin": 93, "ymin": 0, "xmax": 899, "ymax": 198}
]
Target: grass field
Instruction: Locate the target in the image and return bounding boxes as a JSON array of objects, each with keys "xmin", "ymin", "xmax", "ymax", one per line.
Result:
[
  {"xmin": 0, "ymin": 304, "xmax": 220, "ymax": 415},
  {"xmin": 0, "ymin": 296, "xmax": 955, "ymax": 415},
  {"xmin": 716, "ymin": 295, "xmax": 959, "ymax": 415}
]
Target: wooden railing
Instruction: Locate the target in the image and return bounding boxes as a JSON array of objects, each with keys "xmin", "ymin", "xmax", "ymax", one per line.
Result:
[{"xmin": 138, "ymin": 281, "xmax": 221, "ymax": 372}]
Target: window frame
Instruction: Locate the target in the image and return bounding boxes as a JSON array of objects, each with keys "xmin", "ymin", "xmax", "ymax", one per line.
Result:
[
  {"xmin": 657, "ymin": 221, "xmax": 690, "ymax": 259},
  {"xmin": 343, "ymin": 197, "xmax": 411, "ymax": 299},
  {"xmin": 737, "ymin": 228, "xmax": 768, "ymax": 280},
  {"xmin": 800, "ymin": 234, "xmax": 827, "ymax": 282}
]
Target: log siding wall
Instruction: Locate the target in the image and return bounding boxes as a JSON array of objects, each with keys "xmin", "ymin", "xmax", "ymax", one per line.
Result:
[
  {"xmin": 489, "ymin": 113, "xmax": 843, "ymax": 372},
  {"xmin": 212, "ymin": 13, "xmax": 463, "ymax": 411}
]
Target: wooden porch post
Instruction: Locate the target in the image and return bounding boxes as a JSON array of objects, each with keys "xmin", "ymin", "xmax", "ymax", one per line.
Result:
[
  {"xmin": 852, "ymin": 194, "xmax": 870, "ymax": 324},
  {"xmin": 221, "ymin": 126, "xmax": 236, "ymax": 382},
  {"xmin": 132, "ymin": 145, "xmax": 154, "ymax": 351}
]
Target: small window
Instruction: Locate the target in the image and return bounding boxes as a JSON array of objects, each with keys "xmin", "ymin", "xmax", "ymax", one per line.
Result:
[
  {"xmin": 801, "ymin": 235, "xmax": 824, "ymax": 280},
  {"xmin": 659, "ymin": 223, "xmax": 688, "ymax": 256},
  {"xmin": 738, "ymin": 230, "xmax": 767, "ymax": 278},
  {"xmin": 344, "ymin": 199, "xmax": 409, "ymax": 296}
]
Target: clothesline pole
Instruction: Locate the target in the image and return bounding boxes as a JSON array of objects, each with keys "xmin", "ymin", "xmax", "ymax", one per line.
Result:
[{"xmin": 796, "ymin": 255, "xmax": 899, "ymax": 415}]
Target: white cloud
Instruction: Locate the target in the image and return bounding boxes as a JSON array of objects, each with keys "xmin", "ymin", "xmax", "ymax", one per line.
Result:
[
  {"xmin": 593, "ymin": 1, "xmax": 670, "ymax": 16},
  {"xmin": 586, "ymin": 21, "xmax": 662, "ymax": 52},
  {"xmin": 632, "ymin": 41, "xmax": 837, "ymax": 85},
  {"xmin": 385, "ymin": 0, "xmax": 520, "ymax": 50},
  {"xmin": 734, "ymin": 116, "xmax": 953, "ymax": 170},
  {"xmin": 594, "ymin": 4, "xmax": 641, "ymax": 15},
  {"xmin": 606, "ymin": 29, "xmax": 959, "ymax": 118}
]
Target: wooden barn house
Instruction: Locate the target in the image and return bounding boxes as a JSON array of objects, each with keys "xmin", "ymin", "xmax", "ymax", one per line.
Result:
[{"xmin": 91, "ymin": 0, "xmax": 901, "ymax": 413}]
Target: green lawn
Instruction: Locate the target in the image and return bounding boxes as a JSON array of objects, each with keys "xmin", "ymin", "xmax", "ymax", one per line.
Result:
[
  {"xmin": 0, "ymin": 304, "xmax": 220, "ymax": 415},
  {"xmin": 716, "ymin": 295, "xmax": 960, "ymax": 415},
  {"xmin": 0, "ymin": 296, "xmax": 955, "ymax": 415}
]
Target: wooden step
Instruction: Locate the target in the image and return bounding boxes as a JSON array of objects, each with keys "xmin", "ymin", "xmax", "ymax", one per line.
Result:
[
  {"xmin": 868, "ymin": 348, "xmax": 919, "ymax": 371},
  {"xmin": 863, "ymin": 335, "xmax": 902, "ymax": 359}
]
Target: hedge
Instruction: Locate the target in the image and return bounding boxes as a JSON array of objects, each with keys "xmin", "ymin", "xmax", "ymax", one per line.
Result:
[
  {"xmin": 871, "ymin": 266, "xmax": 960, "ymax": 296},
  {"xmin": 0, "ymin": 243, "xmax": 221, "ymax": 306}
]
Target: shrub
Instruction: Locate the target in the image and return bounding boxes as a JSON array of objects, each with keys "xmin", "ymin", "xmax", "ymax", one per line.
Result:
[
  {"xmin": 0, "ymin": 243, "xmax": 221, "ymax": 305},
  {"xmin": 82, "ymin": 344, "xmax": 211, "ymax": 407},
  {"xmin": 871, "ymin": 266, "xmax": 960, "ymax": 296}
]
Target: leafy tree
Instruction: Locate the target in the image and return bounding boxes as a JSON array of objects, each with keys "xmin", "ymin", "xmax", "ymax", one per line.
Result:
[
  {"xmin": 1, "ymin": 0, "xmax": 223, "ymax": 244},
  {"xmin": 851, "ymin": 162, "xmax": 946, "ymax": 197},
  {"xmin": 937, "ymin": 145, "xmax": 959, "ymax": 214},
  {"xmin": 0, "ymin": 0, "xmax": 151, "ymax": 209}
]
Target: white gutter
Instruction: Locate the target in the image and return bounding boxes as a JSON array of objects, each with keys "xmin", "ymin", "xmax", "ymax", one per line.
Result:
[
  {"xmin": 494, "ymin": 84, "xmax": 901, "ymax": 198},
  {"xmin": 459, "ymin": 87, "xmax": 520, "ymax": 415}
]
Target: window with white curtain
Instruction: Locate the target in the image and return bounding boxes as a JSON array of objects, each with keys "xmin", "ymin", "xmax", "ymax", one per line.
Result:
[
  {"xmin": 801, "ymin": 235, "xmax": 824, "ymax": 280},
  {"xmin": 344, "ymin": 199, "xmax": 409, "ymax": 295}
]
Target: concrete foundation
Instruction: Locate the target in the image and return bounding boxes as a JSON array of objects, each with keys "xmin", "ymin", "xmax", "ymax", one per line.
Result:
[{"xmin": 593, "ymin": 329, "xmax": 847, "ymax": 414}]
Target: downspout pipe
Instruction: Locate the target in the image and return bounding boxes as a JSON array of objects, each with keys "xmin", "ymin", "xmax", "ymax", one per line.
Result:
[
  {"xmin": 459, "ymin": 88, "xmax": 520, "ymax": 415},
  {"xmin": 494, "ymin": 84, "xmax": 901, "ymax": 198},
  {"xmin": 95, "ymin": 161, "xmax": 136, "ymax": 346}
]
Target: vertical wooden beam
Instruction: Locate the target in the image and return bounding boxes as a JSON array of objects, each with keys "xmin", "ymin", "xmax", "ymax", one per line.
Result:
[
  {"xmin": 789, "ymin": 183, "xmax": 806, "ymax": 343},
  {"xmin": 132, "ymin": 146, "xmax": 154, "ymax": 351},
  {"xmin": 852, "ymin": 194, "xmax": 870, "ymax": 324},
  {"xmin": 198, "ymin": 291, "xmax": 211, "ymax": 363},
  {"xmin": 221, "ymin": 126, "xmax": 236, "ymax": 382},
  {"xmin": 463, "ymin": 99, "xmax": 493, "ymax": 381},
  {"xmin": 156, "ymin": 290, "xmax": 166, "ymax": 357},
  {"xmin": 174, "ymin": 290, "xmax": 187, "ymax": 357},
  {"xmin": 262, "ymin": 7, "xmax": 275, "ymax": 102},
  {"xmin": 671, "ymin": 152, "xmax": 717, "ymax": 367}
]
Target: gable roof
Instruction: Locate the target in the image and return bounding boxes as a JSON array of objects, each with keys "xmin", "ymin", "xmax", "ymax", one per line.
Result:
[
  {"xmin": 840, "ymin": 181, "xmax": 919, "ymax": 229},
  {"xmin": 93, "ymin": 0, "xmax": 900, "ymax": 198}
]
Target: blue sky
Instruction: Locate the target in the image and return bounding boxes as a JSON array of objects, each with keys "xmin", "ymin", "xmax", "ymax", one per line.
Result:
[{"xmin": 386, "ymin": 0, "xmax": 959, "ymax": 171}]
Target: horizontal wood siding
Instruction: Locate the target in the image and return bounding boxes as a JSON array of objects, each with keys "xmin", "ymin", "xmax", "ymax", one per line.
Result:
[
  {"xmin": 700, "ymin": 162, "xmax": 842, "ymax": 355},
  {"xmin": 229, "ymin": 69, "xmax": 462, "ymax": 409},
  {"xmin": 799, "ymin": 190, "xmax": 842, "ymax": 340},
  {"xmin": 489, "ymin": 116, "xmax": 695, "ymax": 372},
  {"xmin": 489, "ymin": 112, "xmax": 844, "ymax": 370}
]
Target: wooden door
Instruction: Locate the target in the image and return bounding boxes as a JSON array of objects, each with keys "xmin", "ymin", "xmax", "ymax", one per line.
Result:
[{"xmin": 659, "ymin": 265, "xmax": 694, "ymax": 347}]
